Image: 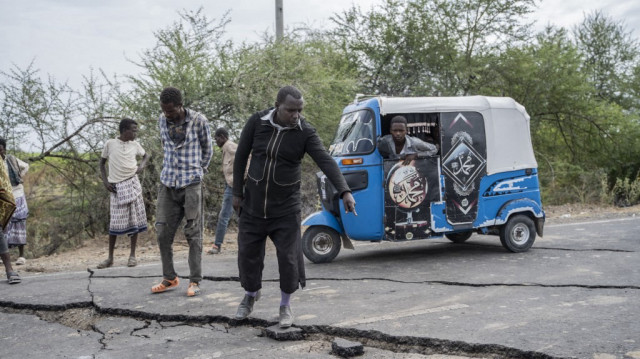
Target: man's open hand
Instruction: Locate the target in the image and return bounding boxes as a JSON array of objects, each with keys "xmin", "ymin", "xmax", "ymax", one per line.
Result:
[{"xmin": 342, "ymin": 192, "xmax": 357, "ymax": 216}]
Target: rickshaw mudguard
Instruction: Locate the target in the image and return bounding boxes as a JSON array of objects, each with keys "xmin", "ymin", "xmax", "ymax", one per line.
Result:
[
  {"xmin": 303, "ymin": 211, "xmax": 356, "ymax": 249},
  {"xmin": 303, "ymin": 211, "xmax": 344, "ymax": 234},
  {"xmin": 494, "ymin": 198, "xmax": 545, "ymax": 235}
]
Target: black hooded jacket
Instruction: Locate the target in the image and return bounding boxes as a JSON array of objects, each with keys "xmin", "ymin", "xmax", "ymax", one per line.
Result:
[{"xmin": 233, "ymin": 108, "xmax": 350, "ymax": 219}]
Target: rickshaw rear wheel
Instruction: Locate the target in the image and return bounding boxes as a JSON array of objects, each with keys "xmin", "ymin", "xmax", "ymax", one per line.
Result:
[
  {"xmin": 302, "ymin": 226, "xmax": 341, "ymax": 264},
  {"xmin": 500, "ymin": 214, "xmax": 536, "ymax": 252},
  {"xmin": 445, "ymin": 231, "xmax": 472, "ymax": 243}
]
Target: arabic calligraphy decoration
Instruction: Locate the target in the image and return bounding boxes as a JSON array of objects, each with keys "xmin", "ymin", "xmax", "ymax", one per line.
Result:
[
  {"xmin": 440, "ymin": 112, "xmax": 486, "ymax": 224},
  {"xmin": 383, "ymin": 157, "xmax": 440, "ymax": 241},
  {"xmin": 387, "ymin": 163, "xmax": 427, "ymax": 209},
  {"xmin": 442, "ymin": 131, "xmax": 486, "ymax": 197}
]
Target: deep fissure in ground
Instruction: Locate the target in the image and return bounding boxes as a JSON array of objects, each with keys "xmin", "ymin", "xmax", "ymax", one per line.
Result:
[{"xmin": 0, "ymin": 305, "xmax": 565, "ymax": 359}]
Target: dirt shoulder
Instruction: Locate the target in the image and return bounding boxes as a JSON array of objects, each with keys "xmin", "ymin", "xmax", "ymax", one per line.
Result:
[
  {"xmin": 542, "ymin": 202, "xmax": 640, "ymax": 223},
  {"xmin": 10, "ymin": 203, "xmax": 640, "ymax": 277},
  {"xmin": 14, "ymin": 232, "xmax": 240, "ymax": 277}
]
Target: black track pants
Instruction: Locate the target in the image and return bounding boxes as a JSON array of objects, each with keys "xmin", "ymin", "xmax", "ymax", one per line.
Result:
[{"xmin": 237, "ymin": 211, "xmax": 305, "ymax": 294}]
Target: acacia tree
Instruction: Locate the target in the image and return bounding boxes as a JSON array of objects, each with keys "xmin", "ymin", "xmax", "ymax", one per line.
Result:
[
  {"xmin": 486, "ymin": 28, "xmax": 594, "ymax": 160},
  {"xmin": 0, "ymin": 63, "xmax": 122, "ymax": 254},
  {"xmin": 419, "ymin": 0, "xmax": 535, "ymax": 95},
  {"xmin": 231, "ymin": 34, "xmax": 357, "ymax": 142},
  {"xmin": 574, "ymin": 10, "xmax": 639, "ymax": 108},
  {"xmin": 330, "ymin": 0, "xmax": 430, "ymax": 95},
  {"xmin": 330, "ymin": 0, "xmax": 535, "ymax": 96},
  {"xmin": 631, "ymin": 64, "xmax": 640, "ymax": 111},
  {"xmin": 485, "ymin": 26, "xmax": 640, "ymax": 202},
  {"xmin": 571, "ymin": 12, "xmax": 640, "ymax": 182},
  {"xmin": 121, "ymin": 8, "xmax": 236, "ymax": 121}
]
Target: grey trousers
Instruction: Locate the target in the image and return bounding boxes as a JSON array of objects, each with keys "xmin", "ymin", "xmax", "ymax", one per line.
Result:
[{"xmin": 155, "ymin": 183, "xmax": 202, "ymax": 283}]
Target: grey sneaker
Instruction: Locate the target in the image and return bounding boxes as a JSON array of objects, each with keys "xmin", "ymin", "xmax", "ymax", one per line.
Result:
[
  {"xmin": 279, "ymin": 305, "xmax": 293, "ymax": 328},
  {"xmin": 235, "ymin": 291, "xmax": 260, "ymax": 320}
]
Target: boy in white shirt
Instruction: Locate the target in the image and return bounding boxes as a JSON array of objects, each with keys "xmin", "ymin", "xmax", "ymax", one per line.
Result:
[{"xmin": 97, "ymin": 119, "xmax": 150, "ymax": 268}]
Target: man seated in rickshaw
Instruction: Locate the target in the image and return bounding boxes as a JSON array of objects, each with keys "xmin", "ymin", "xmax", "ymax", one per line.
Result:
[{"xmin": 377, "ymin": 115, "xmax": 438, "ymax": 164}]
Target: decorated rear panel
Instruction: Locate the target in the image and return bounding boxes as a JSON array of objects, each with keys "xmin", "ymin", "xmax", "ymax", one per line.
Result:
[
  {"xmin": 383, "ymin": 157, "xmax": 440, "ymax": 241},
  {"xmin": 440, "ymin": 112, "xmax": 487, "ymax": 225}
]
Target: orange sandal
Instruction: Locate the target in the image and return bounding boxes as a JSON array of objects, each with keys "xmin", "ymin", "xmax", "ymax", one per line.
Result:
[
  {"xmin": 187, "ymin": 282, "xmax": 201, "ymax": 297},
  {"xmin": 151, "ymin": 277, "xmax": 179, "ymax": 293}
]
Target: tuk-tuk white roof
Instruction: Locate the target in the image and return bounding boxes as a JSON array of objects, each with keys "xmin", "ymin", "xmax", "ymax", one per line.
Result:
[
  {"xmin": 375, "ymin": 96, "xmax": 537, "ymax": 175},
  {"xmin": 377, "ymin": 96, "xmax": 522, "ymax": 115}
]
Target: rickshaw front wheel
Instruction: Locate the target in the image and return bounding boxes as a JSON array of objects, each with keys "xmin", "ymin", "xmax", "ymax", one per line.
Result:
[
  {"xmin": 499, "ymin": 214, "xmax": 536, "ymax": 252},
  {"xmin": 445, "ymin": 231, "xmax": 472, "ymax": 243},
  {"xmin": 302, "ymin": 226, "xmax": 341, "ymax": 264}
]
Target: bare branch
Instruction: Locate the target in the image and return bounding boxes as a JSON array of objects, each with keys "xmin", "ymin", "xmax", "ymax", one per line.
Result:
[{"xmin": 28, "ymin": 116, "xmax": 122, "ymax": 162}]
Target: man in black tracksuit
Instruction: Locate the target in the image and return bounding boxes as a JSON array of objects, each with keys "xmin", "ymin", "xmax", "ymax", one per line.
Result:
[{"xmin": 232, "ymin": 86, "xmax": 356, "ymax": 328}]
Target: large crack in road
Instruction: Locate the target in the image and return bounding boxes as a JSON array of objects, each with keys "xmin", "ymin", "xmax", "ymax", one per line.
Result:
[
  {"xmin": 91, "ymin": 271, "xmax": 640, "ymax": 290},
  {"xmin": 0, "ymin": 269, "xmax": 584, "ymax": 359}
]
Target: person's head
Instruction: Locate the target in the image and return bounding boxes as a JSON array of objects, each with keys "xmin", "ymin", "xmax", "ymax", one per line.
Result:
[
  {"xmin": 119, "ymin": 118, "xmax": 139, "ymax": 141},
  {"xmin": 214, "ymin": 127, "xmax": 229, "ymax": 148},
  {"xmin": 0, "ymin": 138, "xmax": 6, "ymax": 159},
  {"xmin": 274, "ymin": 86, "xmax": 304, "ymax": 128},
  {"xmin": 160, "ymin": 87, "xmax": 184, "ymax": 121},
  {"xmin": 390, "ymin": 115, "xmax": 408, "ymax": 144}
]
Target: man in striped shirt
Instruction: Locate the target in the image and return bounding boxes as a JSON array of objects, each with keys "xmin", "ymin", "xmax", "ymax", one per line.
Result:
[{"xmin": 151, "ymin": 87, "xmax": 213, "ymax": 297}]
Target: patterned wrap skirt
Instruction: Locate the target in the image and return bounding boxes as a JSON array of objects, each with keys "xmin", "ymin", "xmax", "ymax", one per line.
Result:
[
  {"xmin": 109, "ymin": 176, "xmax": 148, "ymax": 236},
  {"xmin": 6, "ymin": 194, "xmax": 28, "ymax": 246}
]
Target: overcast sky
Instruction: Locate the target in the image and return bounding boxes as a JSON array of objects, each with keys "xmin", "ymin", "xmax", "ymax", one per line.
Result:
[{"xmin": 1, "ymin": 0, "xmax": 639, "ymax": 88}]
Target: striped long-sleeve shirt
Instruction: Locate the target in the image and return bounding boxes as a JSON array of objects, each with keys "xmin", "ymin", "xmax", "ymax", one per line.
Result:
[{"xmin": 158, "ymin": 109, "xmax": 213, "ymax": 188}]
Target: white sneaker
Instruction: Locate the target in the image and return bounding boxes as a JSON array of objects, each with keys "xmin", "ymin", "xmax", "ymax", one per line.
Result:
[{"xmin": 16, "ymin": 257, "xmax": 26, "ymax": 265}]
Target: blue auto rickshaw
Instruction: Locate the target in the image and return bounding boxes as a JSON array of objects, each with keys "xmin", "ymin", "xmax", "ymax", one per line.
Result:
[{"xmin": 302, "ymin": 95, "xmax": 545, "ymax": 263}]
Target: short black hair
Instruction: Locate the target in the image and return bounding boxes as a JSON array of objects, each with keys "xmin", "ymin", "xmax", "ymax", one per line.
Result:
[
  {"xmin": 214, "ymin": 127, "xmax": 229, "ymax": 138},
  {"xmin": 276, "ymin": 85, "xmax": 303, "ymax": 103},
  {"xmin": 119, "ymin": 118, "xmax": 138, "ymax": 134},
  {"xmin": 0, "ymin": 138, "xmax": 5, "ymax": 149},
  {"xmin": 160, "ymin": 87, "xmax": 183, "ymax": 105},
  {"xmin": 391, "ymin": 115, "xmax": 408, "ymax": 126}
]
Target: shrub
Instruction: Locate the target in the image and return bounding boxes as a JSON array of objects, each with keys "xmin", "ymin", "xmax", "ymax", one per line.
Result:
[{"xmin": 611, "ymin": 172, "xmax": 640, "ymax": 207}]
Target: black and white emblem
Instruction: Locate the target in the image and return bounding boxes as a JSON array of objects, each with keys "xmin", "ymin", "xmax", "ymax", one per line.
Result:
[{"xmin": 442, "ymin": 131, "xmax": 486, "ymax": 197}]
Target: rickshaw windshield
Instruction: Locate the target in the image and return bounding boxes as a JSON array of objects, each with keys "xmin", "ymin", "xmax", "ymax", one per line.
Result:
[{"xmin": 328, "ymin": 110, "xmax": 375, "ymax": 156}]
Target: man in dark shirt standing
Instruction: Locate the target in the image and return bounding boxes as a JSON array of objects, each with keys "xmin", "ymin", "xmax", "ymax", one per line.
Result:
[{"xmin": 232, "ymin": 86, "xmax": 356, "ymax": 328}]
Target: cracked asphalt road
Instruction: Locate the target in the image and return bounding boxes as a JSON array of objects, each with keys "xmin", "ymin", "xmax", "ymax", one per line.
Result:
[{"xmin": 1, "ymin": 215, "xmax": 639, "ymax": 358}]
